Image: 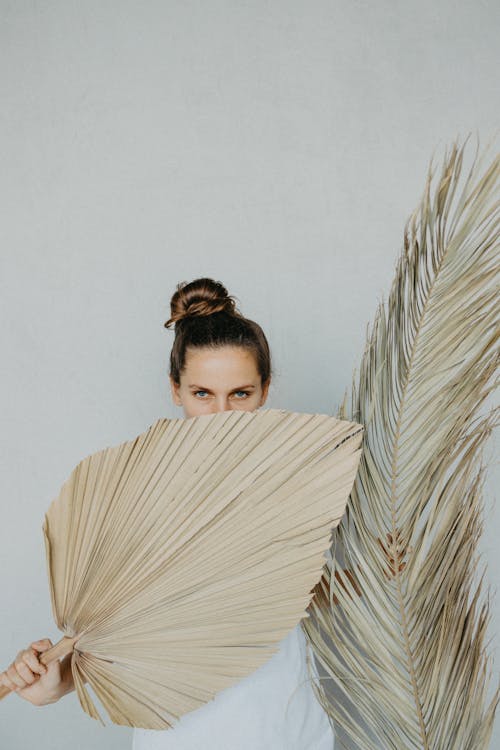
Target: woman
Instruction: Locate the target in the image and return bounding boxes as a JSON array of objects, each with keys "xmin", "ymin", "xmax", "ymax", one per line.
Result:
[{"xmin": 0, "ymin": 277, "xmax": 336, "ymax": 749}]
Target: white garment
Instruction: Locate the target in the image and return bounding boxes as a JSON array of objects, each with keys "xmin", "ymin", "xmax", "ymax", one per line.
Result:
[{"xmin": 132, "ymin": 623, "xmax": 335, "ymax": 750}]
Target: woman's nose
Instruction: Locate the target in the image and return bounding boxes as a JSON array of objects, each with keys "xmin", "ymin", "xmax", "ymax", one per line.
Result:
[{"xmin": 213, "ymin": 397, "xmax": 233, "ymax": 413}]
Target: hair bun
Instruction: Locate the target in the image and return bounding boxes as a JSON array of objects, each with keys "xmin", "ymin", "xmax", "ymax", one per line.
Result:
[{"xmin": 164, "ymin": 277, "xmax": 240, "ymax": 329}]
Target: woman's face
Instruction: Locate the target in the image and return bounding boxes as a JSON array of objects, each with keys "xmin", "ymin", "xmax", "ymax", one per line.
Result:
[{"xmin": 170, "ymin": 345, "xmax": 270, "ymax": 418}]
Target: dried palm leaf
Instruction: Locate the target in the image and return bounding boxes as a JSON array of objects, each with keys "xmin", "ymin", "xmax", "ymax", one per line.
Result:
[
  {"xmin": 302, "ymin": 138, "xmax": 499, "ymax": 750},
  {"xmin": 0, "ymin": 407, "xmax": 363, "ymax": 729}
]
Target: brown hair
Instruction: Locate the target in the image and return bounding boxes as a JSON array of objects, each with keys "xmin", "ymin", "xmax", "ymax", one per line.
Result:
[{"xmin": 164, "ymin": 277, "xmax": 272, "ymax": 387}]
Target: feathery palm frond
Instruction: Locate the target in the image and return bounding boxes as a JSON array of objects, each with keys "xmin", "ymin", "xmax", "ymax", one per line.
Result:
[{"xmin": 302, "ymin": 138, "xmax": 499, "ymax": 750}]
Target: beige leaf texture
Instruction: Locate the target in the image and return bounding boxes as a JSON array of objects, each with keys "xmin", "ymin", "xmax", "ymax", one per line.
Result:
[
  {"xmin": 303, "ymin": 137, "xmax": 499, "ymax": 750},
  {"xmin": 0, "ymin": 407, "xmax": 364, "ymax": 728}
]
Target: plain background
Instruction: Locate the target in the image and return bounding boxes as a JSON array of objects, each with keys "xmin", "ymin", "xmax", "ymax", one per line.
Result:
[{"xmin": 0, "ymin": 2, "xmax": 498, "ymax": 748}]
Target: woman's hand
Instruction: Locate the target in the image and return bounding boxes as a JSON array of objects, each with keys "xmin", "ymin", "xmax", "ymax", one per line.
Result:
[{"xmin": 0, "ymin": 639, "xmax": 75, "ymax": 705}]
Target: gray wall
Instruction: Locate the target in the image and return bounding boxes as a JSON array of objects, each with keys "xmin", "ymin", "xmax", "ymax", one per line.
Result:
[{"xmin": 1, "ymin": 2, "xmax": 498, "ymax": 748}]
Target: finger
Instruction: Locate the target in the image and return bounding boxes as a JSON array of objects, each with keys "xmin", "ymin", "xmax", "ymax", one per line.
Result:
[
  {"xmin": 6, "ymin": 664, "xmax": 28, "ymax": 689},
  {"xmin": 0, "ymin": 671, "xmax": 18, "ymax": 692},
  {"xmin": 22, "ymin": 648, "xmax": 47, "ymax": 676},
  {"xmin": 13, "ymin": 659, "xmax": 37, "ymax": 685},
  {"xmin": 30, "ymin": 639, "xmax": 53, "ymax": 653}
]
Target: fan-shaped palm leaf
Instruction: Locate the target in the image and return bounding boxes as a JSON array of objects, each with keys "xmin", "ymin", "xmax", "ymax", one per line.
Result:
[{"xmin": 1, "ymin": 407, "xmax": 364, "ymax": 729}]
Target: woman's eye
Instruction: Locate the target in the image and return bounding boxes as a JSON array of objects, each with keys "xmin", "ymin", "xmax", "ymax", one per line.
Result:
[{"xmin": 193, "ymin": 390, "xmax": 249, "ymax": 399}]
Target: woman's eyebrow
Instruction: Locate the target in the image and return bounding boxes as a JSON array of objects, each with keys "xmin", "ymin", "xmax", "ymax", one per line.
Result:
[{"xmin": 188, "ymin": 384, "xmax": 256, "ymax": 390}]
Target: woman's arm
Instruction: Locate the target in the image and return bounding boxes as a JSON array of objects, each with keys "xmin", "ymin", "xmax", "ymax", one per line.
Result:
[{"xmin": 0, "ymin": 639, "xmax": 75, "ymax": 705}]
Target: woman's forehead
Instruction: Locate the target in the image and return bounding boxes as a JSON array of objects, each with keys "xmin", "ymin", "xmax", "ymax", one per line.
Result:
[{"xmin": 183, "ymin": 346, "xmax": 259, "ymax": 382}]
